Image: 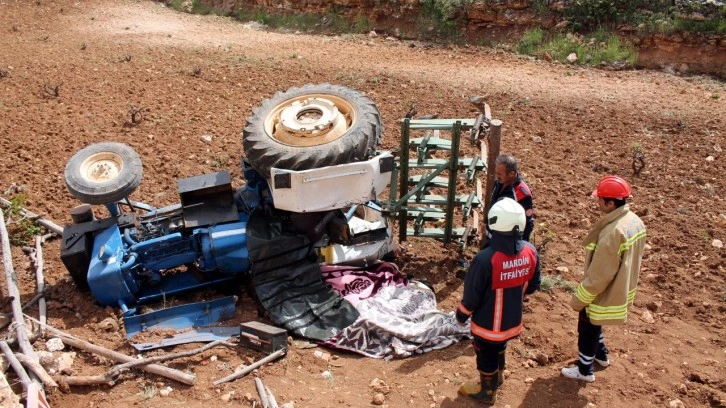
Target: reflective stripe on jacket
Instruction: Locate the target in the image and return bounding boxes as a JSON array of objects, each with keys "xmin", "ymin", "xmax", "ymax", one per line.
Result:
[
  {"xmin": 457, "ymin": 236, "xmax": 540, "ymax": 342},
  {"xmin": 570, "ymin": 204, "xmax": 646, "ymax": 325}
]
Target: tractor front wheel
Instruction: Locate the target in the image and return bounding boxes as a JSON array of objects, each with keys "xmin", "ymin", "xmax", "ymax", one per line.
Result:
[{"xmin": 64, "ymin": 142, "xmax": 143, "ymax": 205}]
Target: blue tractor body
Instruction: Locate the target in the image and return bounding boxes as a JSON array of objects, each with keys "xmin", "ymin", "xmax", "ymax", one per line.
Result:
[{"xmin": 62, "ymin": 169, "xmax": 259, "ymax": 313}]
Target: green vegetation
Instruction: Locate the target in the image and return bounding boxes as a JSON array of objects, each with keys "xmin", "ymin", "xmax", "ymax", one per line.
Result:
[
  {"xmin": 641, "ymin": 13, "xmax": 726, "ymax": 34},
  {"xmin": 353, "ymin": 15, "xmax": 373, "ymax": 33},
  {"xmin": 421, "ymin": 0, "xmax": 473, "ymax": 20},
  {"xmin": 418, "ymin": 0, "xmax": 474, "ymax": 42},
  {"xmin": 165, "ymin": 0, "xmax": 217, "ymax": 15},
  {"xmin": 517, "ymin": 28, "xmax": 545, "ymax": 56},
  {"xmin": 517, "ymin": 28, "xmax": 638, "ymax": 67},
  {"xmin": 564, "ymin": 0, "xmax": 619, "ymax": 31},
  {"xmin": 211, "ymin": 154, "xmax": 230, "ymax": 169},
  {"xmin": 3, "ymin": 194, "xmax": 42, "ymax": 246},
  {"xmin": 163, "ymin": 0, "xmax": 723, "ymax": 69},
  {"xmin": 234, "ymin": 8, "xmax": 371, "ymax": 34},
  {"xmin": 564, "ymin": 0, "xmax": 726, "ymax": 34},
  {"xmin": 540, "ymin": 275, "xmax": 578, "ymax": 293}
]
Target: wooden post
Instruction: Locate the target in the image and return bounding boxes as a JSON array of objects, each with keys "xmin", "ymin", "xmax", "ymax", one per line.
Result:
[
  {"xmin": 33, "ymin": 236, "xmax": 47, "ymax": 335},
  {"xmin": 481, "ymin": 119, "xmax": 502, "ymax": 246},
  {"xmin": 398, "ymin": 119, "xmax": 411, "ymax": 243},
  {"xmin": 0, "ymin": 210, "xmax": 50, "ymax": 389}
]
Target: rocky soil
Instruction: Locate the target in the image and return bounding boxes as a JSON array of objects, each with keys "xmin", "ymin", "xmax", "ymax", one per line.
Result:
[{"xmin": 0, "ymin": 0, "xmax": 724, "ymax": 407}]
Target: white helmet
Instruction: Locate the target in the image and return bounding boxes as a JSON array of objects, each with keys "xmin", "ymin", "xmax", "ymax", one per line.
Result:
[{"xmin": 488, "ymin": 197, "xmax": 526, "ymax": 235}]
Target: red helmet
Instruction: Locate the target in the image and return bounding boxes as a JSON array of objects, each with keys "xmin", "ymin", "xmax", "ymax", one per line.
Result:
[{"xmin": 592, "ymin": 175, "xmax": 631, "ymax": 199}]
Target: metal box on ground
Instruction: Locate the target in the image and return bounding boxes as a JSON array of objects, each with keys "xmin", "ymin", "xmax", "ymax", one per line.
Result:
[{"xmin": 239, "ymin": 321, "xmax": 288, "ymax": 354}]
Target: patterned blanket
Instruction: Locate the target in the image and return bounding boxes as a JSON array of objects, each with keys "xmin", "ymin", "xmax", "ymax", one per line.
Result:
[{"xmin": 322, "ymin": 263, "xmax": 471, "ymax": 359}]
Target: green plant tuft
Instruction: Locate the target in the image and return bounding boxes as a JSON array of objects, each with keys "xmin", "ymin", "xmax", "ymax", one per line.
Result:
[
  {"xmin": 4, "ymin": 194, "xmax": 42, "ymax": 246},
  {"xmin": 518, "ymin": 29, "xmax": 637, "ymax": 68},
  {"xmin": 517, "ymin": 28, "xmax": 545, "ymax": 55},
  {"xmin": 540, "ymin": 275, "xmax": 578, "ymax": 293}
]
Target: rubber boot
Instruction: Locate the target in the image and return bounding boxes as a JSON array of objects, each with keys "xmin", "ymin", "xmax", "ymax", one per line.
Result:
[
  {"xmin": 458, "ymin": 370, "xmax": 498, "ymax": 404},
  {"xmin": 497, "ymin": 350, "xmax": 506, "ymax": 386}
]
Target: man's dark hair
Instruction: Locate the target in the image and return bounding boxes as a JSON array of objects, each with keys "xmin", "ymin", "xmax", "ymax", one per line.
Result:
[
  {"xmin": 495, "ymin": 153, "xmax": 518, "ymax": 174},
  {"xmin": 603, "ymin": 198, "xmax": 627, "ymax": 208}
]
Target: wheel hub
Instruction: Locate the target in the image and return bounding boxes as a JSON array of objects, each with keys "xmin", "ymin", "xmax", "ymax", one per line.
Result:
[
  {"xmin": 80, "ymin": 153, "xmax": 123, "ymax": 183},
  {"xmin": 272, "ymin": 97, "xmax": 349, "ymax": 144}
]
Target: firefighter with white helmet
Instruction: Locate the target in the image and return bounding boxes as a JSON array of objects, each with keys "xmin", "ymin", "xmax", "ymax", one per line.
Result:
[
  {"xmin": 456, "ymin": 197, "xmax": 541, "ymax": 404},
  {"xmin": 561, "ymin": 175, "xmax": 647, "ymax": 382}
]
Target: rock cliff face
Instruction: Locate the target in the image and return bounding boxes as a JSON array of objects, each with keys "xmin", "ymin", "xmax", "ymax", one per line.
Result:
[{"xmin": 199, "ymin": 0, "xmax": 725, "ymax": 77}]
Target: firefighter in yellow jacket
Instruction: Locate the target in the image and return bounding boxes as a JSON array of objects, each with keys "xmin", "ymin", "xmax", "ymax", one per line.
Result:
[{"xmin": 561, "ymin": 175, "xmax": 646, "ymax": 382}]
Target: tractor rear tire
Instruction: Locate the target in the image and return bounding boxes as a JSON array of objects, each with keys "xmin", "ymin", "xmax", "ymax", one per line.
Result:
[
  {"xmin": 243, "ymin": 83, "xmax": 382, "ymax": 179},
  {"xmin": 64, "ymin": 142, "xmax": 143, "ymax": 205}
]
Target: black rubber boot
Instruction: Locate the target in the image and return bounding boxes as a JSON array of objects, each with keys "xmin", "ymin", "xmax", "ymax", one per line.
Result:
[
  {"xmin": 459, "ymin": 370, "xmax": 499, "ymax": 404},
  {"xmin": 497, "ymin": 350, "xmax": 506, "ymax": 386}
]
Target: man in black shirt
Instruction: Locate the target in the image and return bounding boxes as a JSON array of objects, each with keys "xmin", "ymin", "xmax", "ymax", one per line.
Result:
[{"xmin": 485, "ymin": 153, "xmax": 534, "ymax": 244}]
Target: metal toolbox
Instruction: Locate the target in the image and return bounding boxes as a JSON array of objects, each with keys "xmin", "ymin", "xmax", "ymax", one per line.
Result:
[{"xmin": 239, "ymin": 321, "xmax": 288, "ymax": 354}]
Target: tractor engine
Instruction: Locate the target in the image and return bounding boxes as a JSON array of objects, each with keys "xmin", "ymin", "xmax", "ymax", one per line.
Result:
[{"xmin": 61, "ymin": 170, "xmax": 253, "ymax": 312}]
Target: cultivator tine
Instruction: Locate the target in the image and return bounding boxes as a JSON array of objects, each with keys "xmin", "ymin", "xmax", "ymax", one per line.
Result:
[
  {"xmin": 466, "ymin": 155, "xmax": 479, "ymax": 185},
  {"xmin": 415, "ymin": 171, "xmax": 429, "ymax": 203},
  {"xmin": 459, "ymin": 224, "xmax": 473, "ymax": 251},
  {"xmin": 462, "ymin": 191, "xmax": 476, "ymax": 222},
  {"xmin": 417, "ymin": 131, "xmax": 433, "ymax": 164},
  {"xmin": 414, "ymin": 212, "xmax": 425, "ymax": 235},
  {"xmin": 469, "ymin": 113, "xmax": 485, "ymax": 144}
]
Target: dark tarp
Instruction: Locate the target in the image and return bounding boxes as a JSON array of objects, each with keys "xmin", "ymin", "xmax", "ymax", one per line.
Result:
[{"xmin": 246, "ymin": 211, "xmax": 359, "ymax": 342}]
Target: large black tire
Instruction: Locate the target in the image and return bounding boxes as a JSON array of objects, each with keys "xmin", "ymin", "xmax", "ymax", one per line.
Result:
[
  {"xmin": 64, "ymin": 142, "xmax": 143, "ymax": 205},
  {"xmin": 243, "ymin": 84, "xmax": 382, "ymax": 179}
]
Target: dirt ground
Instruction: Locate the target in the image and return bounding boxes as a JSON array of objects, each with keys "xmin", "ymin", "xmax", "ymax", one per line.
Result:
[{"xmin": 0, "ymin": 1, "xmax": 724, "ymax": 407}]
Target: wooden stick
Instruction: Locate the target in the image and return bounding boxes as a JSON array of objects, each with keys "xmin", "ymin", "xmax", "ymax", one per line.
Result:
[
  {"xmin": 21, "ymin": 292, "xmax": 45, "ymax": 311},
  {"xmin": 24, "ymin": 316, "xmax": 196, "ymax": 386},
  {"xmin": 0, "ymin": 370, "xmax": 21, "ymax": 408},
  {"xmin": 0, "ymin": 341, "xmax": 32, "ymax": 392},
  {"xmin": 255, "ymin": 377, "xmax": 270, "ymax": 408},
  {"xmin": 56, "ymin": 334, "xmax": 197, "ymax": 386},
  {"xmin": 0, "ymin": 210, "xmax": 48, "ymax": 388},
  {"xmin": 62, "ymin": 340, "xmax": 236, "ymax": 386},
  {"xmin": 109, "ymin": 340, "xmax": 235, "ymax": 375},
  {"xmin": 0, "ymin": 197, "xmax": 63, "ymax": 236},
  {"xmin": 14, "ymin": 353, "xmax": 58, "ymax": 388},
  {"xmin": 33, "ymin": 236, "xmax": 46, "ymax": 335},
  {"xmin": 61, "ymin": 375, "xmax": 114, "ymax": 387},
  {"xmin": 213, "ymin": 349, "xmax": 285, "ymax": 386},
  {"xmin": 3, "ymin": 327, "xmax": 41, "ymax": 347},
  {"xmin": 266, "ymin": 385, "xmax": 279, "ymax": 408}
]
